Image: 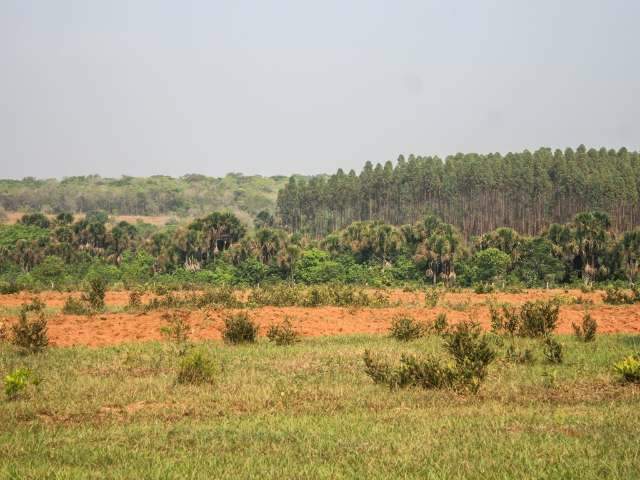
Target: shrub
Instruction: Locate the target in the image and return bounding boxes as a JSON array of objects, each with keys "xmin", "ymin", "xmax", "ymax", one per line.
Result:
[
  {"xmin": 82, "ymin": 277, "xmax": 106, "ymax": 310},
  {"xmin": 363, "ymin": 350, "xmax": 456, "ymax": 390},
  {"xmin": 222, "ymin": 311, "xmax": 258, "ymax": 344},
  {"xmin": 519, "ymin": 300, "xmax": 559, "ymax": 337},
  {"xmin": 176, "ymin": 350, "xmax": 216, "ymax": 384},
  {"xmin": 62, "ymin": 296, "xmax": 91, "ymax": 315},
  {"xmin": 613, "ymin": 354, "xmax": 640, "ymax": 383},
  {"xmin": 0, "ymin": 280, "xmax": 19, "ymax": 294},
  {"xmin": 389, "ymin": 315, "xmax": 427, "ymax": 341},
  {"xmin": 444, "ymin": 321, "xmax": 497, "ymax": 392},
  {"xmin": 474, "ymin": 283, "xmax": 495, "ymax": 294},
  {"xmin": 21, "ymin": 297, "xmax": 45, "ymax": 313},
  {"xmin": 603, "ymin": 286, "xmax": 636, "ymax": 305},
  {"xmin": 424, "ymin": 289, "xmax": 441, "ymax": 307},
  {"xmin": 366, "ymin": 320, "xmax": 496, "ymax": 394},
  {"xmin": 266, "ymin": 318, "xmax": 300, "ymax": 346},
  {"xmin": 127, "ymin": 290, "xmax": 143, "ymax": 309},
  {"xmin": 492, "ymin": 300, "xmax": 558, "ymax": 338},
  {"xmin": 4, "ymin": 368, "xmax": 32, "ymax": 400},
  {"xmin": 543, "ymin": 336, "xmax": 563, "ymax": 364},
  {"xmin": 432, "ymin": 313, "xmax": 449, "ymax": 335},
  {"xmin": 197, "ymin": 287, "xmax": 242, "ymax": 308},
  {"xmin": 12, "ymin": 309, "xmax": 48, "ymax": 353},
  {"xmin": 572, "ymin": 312, "xmax": 597, "ymax": 342},
  {"xmin": 160, "ymin": 311, "xmax": 191, "ymax": 351}
]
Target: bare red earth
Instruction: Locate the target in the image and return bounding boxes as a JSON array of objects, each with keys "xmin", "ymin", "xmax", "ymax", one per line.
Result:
[{"xmin": 2, "ymin": 289, "xmax": 639, "ymax": 347}]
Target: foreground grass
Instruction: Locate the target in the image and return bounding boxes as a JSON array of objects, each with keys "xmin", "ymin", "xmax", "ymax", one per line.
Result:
[{"xmin": 1, "ymin": 334, "xmax": 640, "ymax": 479}]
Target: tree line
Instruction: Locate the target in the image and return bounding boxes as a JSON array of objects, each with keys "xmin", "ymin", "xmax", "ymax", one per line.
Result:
[
  {"xmin": 0, "ymin": 173, "xmax": 291, "ymax": 218},
  {"xmin": 276, "ymin": 145, "xmax": 640, "ymax": 237},
  {"xmin": 1, "ymin": 209, "xmax": 639, "ymax": 291}
]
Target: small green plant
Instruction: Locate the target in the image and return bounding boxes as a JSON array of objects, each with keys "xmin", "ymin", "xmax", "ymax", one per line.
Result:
[
  {"xmin": 21, "ymin": 297, "xmax": 45, "ymax": 313},
  {"xmin": 363, "ymin": 350, "xmax": 457, "ymax": 390},
  {"xmin": 160, "ymin": 311, "xmax": 191, "ymax": 353},
  {"xmin": 474, "ymin": 283, "xmax": 495, "ymax": 294},
  {"xmin": 572, "ymin": 312, "xmax": 597, "ymax": 342},
  {"xmin": 222, "ymin": 311, "xmax": 258, "ymax": 344},
  {"xmin": 543, "ymin": 336, "xmax": 563, "ymax": 364},
  {"xmin": 127, "ymin": 289, "xmax": 143, "ymax": 309},
  {"xmin": 424, "ymin": 288, "xmax": 441, "ymax": 307},
  {"xmin": 4, "ymin": 368, "xmax": 32, "ymax": 400},
  {"xmin": 0, "ymin": 320, "xmax": 7, "ymax": 342},
  {"xmin": 432, "ymin": 313, "xmax": 448, "ymax": 335},
  {"xmin": 444, "ymin": 321, "xmax": 497, "ymax": 393},
  {"xmin": 613, "ymin": 354, "xmax": 640, "ymax": 383},
  {"xmin": 12, "ymin": 309, "xmax": 48, "ymax": 353},
  {"xmin": 505, "ymin": 344, "xmax": 535, "ymax": 364},
  {"xmin": 176, "ymin": 350, "xmax": 216, "ymax": 385},
  {"xmin": 519, "ymin": 300, "xmax": 559, "ymax": 337},
  {"xmin": 62, "ymin": 296, "xmax": 91, "ymax": 315},
  {"xmin": 266, "ymin": 318, "xmax": 300, "ymax": 346},
  {"xmin": 82, "ymin": 277, "xmax": 106, "ymax": 310},
  {"xmin": 388, "ymin": 315, "xmax": 427, "ymax": 341}
]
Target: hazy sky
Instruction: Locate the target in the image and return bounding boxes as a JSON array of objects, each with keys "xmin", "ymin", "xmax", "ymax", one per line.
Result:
[{"xmin": 1, "ymin": 1, "xmax": 638, "ymax": 179}]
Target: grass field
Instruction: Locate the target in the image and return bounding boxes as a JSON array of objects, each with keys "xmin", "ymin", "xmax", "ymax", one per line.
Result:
[{"xmin": 2, "ymin": 332, "xmax": 640, "ymax": 479}]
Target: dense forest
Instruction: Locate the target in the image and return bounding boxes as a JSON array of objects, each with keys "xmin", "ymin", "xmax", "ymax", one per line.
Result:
[
  {"xmin": 277, "ymin": 145, "xmax": 640, "ymax": 237},
  {"xmin": 0, "ymin": 173, "xmax": 293, "ymax": 220},
  {"xmin": 1, "ymin": 207, "xmax": 639, "ymax": 292}
]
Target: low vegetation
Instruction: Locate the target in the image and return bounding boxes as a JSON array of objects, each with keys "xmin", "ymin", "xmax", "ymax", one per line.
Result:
[
  {"xmin": 366, "ymin": 320, "xmax": 496, "ymax": 393},
  {"xmin": 266, "ymin": 318, "xmax": 300, "ymax": 346},
  {"xmin": 221, "ymin": 312, "xmax": 259, "ymax": 344},
  {"xmin": 573, "ymin": 312, "xmax": 598, "ymax": 342},
  {"xmin": 388, "ymin": 315, "xmax": 428, "ymax": 342}
]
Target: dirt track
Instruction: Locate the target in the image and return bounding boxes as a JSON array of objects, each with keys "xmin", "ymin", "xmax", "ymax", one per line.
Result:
[{"xmin": 2, "ymin": 289, "xmax": 639, "ymax": 347}]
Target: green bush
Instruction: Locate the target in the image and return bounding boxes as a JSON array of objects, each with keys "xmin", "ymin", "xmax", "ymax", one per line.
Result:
[
  {"xmin": 83, "ymin": 276, "xmax": 106, "ymax": 310},
  {"xmin": 432, "ymin": 313, "xmax": 449, "ymax": 335},
  {"xmin": 614, "ymin": 354, "xmax": 640, "ymax": 383},
  {"xmin": 11, "ymin": 309, "xmax": 48, "ymax": 353},
  {"xmin": 424, "ymin": 288, "xmax": 441, "ymax": 307},
  {"xmin": 4, "ymin": 368, "xmax": 33, "ymax": 400},
  {"xmin": 603, "ymin": 287, "xmax": 636, "ymax": 305},
  {"xmin": 572, "ymin": 312, "xmax": 597, "ymax": 342},
  {"xmin": 543, "ymin": 336, "xmax": 563, "ymax": 364},
  {"xmin": 62, "ymin": 296, "xmax": 91, "ymax": 315},
  {"xmin": 266, "ymin": 318, "xmax": 300, "ymax": 346},
  {"xmin": 365, "ymin": 320, "xmax": 496, "ymax": 394},
  {"xmin": 222, "ymin": 311, "xmax": 258, "ymax": 344},
  {"xmin": 519, "ymin": 300, "xmax": 559, "ymax": 337},
  {"xmin": 491, "ymin": 300, "xmax": 559, "ymax": 338},
  {"xmin": 363, "ymin": 350, "xmax": 457, "ymax": 390},
  {"xmin": 0, "ymin": 280, "xmax": 19, "ymax": 294},
  {"xmin": 177, "ymin": 350, "xmax": 216, "ymax": 385},
  {"xmin": 21, "ymin": 297, "xmax": 45, "ymax": 313},
  {"xmin": 160, "ymin": 311, "xmax": 191, "ymax": 351},
  {"xmin": 444, "ymin": 321, "xmax": 497, "ymax": 393},
  {"xmin": 388, "ymin": 315, "xmax": 427, "ymax": 341}
]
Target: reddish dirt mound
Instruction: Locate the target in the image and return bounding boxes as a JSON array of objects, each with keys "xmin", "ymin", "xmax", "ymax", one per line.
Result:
[{"xmin": 2, "ymin": 289, "xmax": 639, "ymax": 347}]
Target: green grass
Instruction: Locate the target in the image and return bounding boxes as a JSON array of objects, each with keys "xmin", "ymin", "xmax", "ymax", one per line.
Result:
[{"xmin": 1, "ymin": 334, "xmax": 640, "ymax": 479}]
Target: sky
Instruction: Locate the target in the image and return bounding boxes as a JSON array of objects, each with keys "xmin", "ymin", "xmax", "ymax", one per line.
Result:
[{"xmin": 1, "ymin": 0, "xmax": 639, "ymax": 179}]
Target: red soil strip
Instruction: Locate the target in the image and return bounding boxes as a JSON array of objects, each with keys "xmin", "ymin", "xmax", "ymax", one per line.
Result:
[{"xmin": 2, "ymin": 289, "xmax": 639, "ymax": 347}]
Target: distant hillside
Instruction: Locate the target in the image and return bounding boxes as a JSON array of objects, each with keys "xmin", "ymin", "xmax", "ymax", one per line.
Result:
[{"xmin": 0, "ymin": 173, "xmax": 303, "ymax": 223}]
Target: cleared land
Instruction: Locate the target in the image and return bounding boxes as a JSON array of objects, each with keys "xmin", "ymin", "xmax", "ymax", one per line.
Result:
[
  {"xmin": 0, "ymin": 289, "xmax": 639, "ymax": 347},
  {"xmin": 1, "ymin": 288, "xmax": 640, "ymax": 478}
]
